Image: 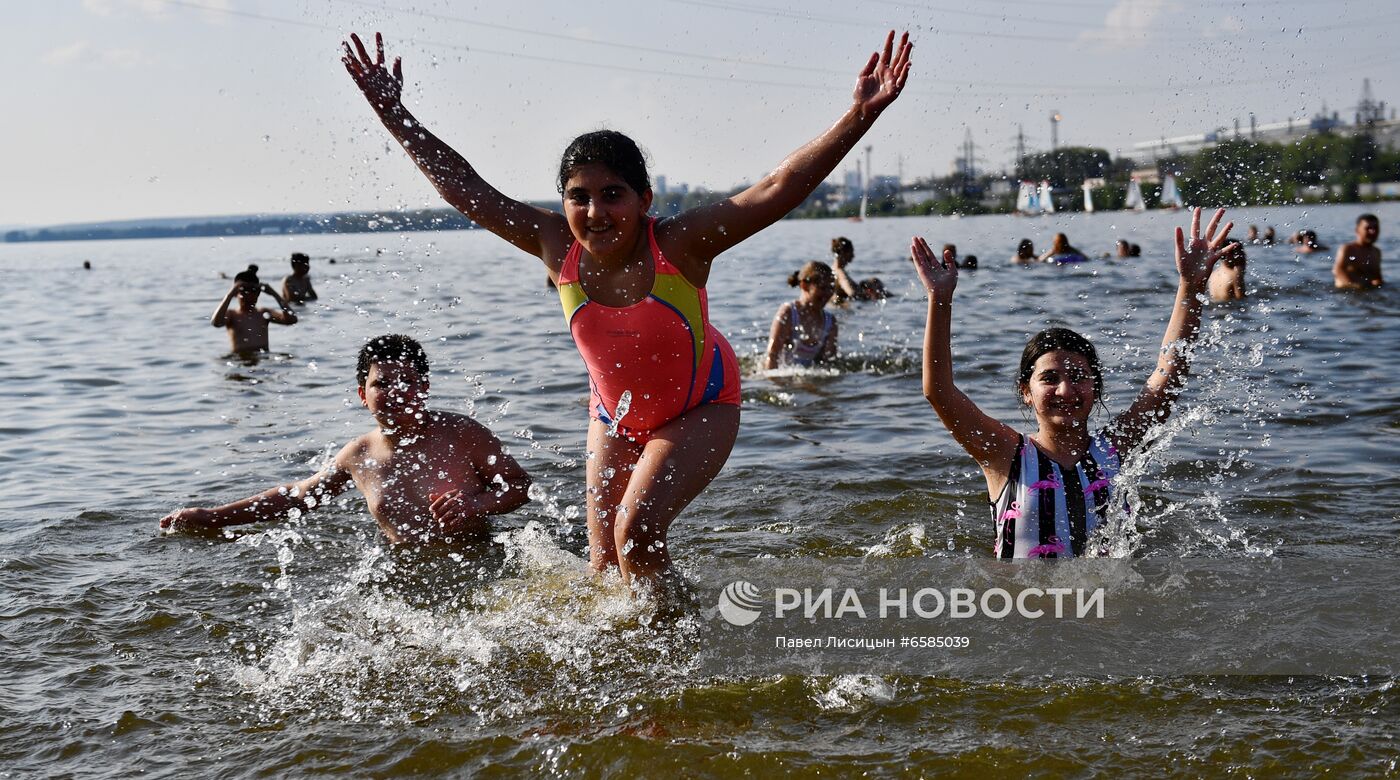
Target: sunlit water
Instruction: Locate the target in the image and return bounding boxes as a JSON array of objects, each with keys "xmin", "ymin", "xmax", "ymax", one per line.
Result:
[{"xmin": 2, "ymin": 204, "xmax": 1398, "ymax": 775}]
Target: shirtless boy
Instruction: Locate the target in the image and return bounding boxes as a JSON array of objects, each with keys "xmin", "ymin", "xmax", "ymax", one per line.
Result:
[
  {"xmin": 160, "ymin": 334, "xmax": 532, "ymax": 544},
  {"xmin": 281, "ymin": 252, "xmax": 318, "ymax": 303},
  {"xmin": 1333, "ymin": 214, "xmax": 1384, "ymax": 289},
  {"xmin": 1209, "ymin": 240, "xmax": 1247, "ymax": 301},
  {"xmin": 212, "ymin": 265, "xmax": 297, "ymax": 353}
]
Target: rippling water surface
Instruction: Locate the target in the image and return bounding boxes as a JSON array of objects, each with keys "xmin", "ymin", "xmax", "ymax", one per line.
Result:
[{"xmin": 2, "ymin": 204, "xmax": 1397, "ymax": 776}]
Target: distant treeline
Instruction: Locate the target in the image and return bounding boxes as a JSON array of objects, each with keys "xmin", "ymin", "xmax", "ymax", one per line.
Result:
[
  {"xmin": 818, "ymin": 130, "xmax": 1400, "ymax": 218},
  {"xmin": 11, "ymin": 130, "xmax": 1399, "ymax": 243}
]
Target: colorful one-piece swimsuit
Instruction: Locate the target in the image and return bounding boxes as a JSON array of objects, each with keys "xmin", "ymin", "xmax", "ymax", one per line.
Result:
[
  {"xmin": 988, "ymin": 433, "xmax": 1121, "ymax": 559},
  {"xmin": 556, "ymin": 218, "xmax": 741, "ymax": 444}
]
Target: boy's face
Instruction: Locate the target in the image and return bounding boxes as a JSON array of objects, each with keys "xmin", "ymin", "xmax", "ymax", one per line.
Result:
[
  {"xmin": 1356, "ymin": 219, "xmax": 1379, "ymax": 246},
  {"xmin": 359, "ymin": 361, "xmax": 429, "ymax": 431},
  {"xmin": 237, "ymin": 283, "xmax": 260, "ymax": 307}
]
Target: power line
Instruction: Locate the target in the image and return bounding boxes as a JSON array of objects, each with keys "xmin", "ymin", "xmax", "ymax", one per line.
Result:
[{"xmin": 156, "ymin": 0, "xmax": 1400, "ymax": 100}]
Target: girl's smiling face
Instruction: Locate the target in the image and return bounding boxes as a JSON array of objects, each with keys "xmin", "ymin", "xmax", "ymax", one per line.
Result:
[
  {"xmin": 1021, "ymin": 349, "xmax": 1098, "ymax": 430},
  {"xmin": 562, "ymin": 162, "xmax": 652, "ymax": 260}
]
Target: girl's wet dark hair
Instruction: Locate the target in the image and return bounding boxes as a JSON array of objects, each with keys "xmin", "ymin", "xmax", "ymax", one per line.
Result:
[
  {"xmin": 357, "ymin": 334, "xmax": 431, "ymax": 387},
  {"xmin": 1016, "ymin": 327, "xmax": 1104, "ymax": 400},
  {"xmin": 234, "ymin": 264, "xmax": 259, "ymax": 286},
  {"xmin": 788, "ymin": 261, "xmax": 834, "ymax": 288},
  {"xmin": 831, "ymin": 237, "xmax": 853, "ymax": 255},
  {"xmin": 557, "ymin": 130, "xmax": 650, "ymax": 196}
]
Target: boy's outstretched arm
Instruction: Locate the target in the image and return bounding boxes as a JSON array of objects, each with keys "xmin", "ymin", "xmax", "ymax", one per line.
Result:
[{"xmin": 160, "ymin": 460, "xmax": 354, "ymax": 534}]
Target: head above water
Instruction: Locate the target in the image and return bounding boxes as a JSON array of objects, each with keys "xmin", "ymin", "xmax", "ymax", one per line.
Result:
[
  {"xmin": 1016, "ymin": 327, "xmax": 1104, "ymax": 402},
  {"xmin": 290, "ymin": 252, "xmax": 310, "ymax": 270},
  {"xmin": 789, "ymin": 261, "xmax": 828, "ymax": 301},
  {"xmin": 557, "ymin": 130, "xmax": 651, "ymax": 198},
  {"xmin": 832, "ymin": 236, "xmax": 854, "ymax": 256},
  {"xmin": 1016, "ymin": 238, "xmax": 1035, "ymax": 258},
  {"xmin": 234, "ymin": 264, "xmax": 259, "ymax": 287},
  {"xmin": 1221, "ymin": 239, "xmax": 1247, "ymax": 269},
  {"xmin": 357, "ymin": 334, "xmax": 431, "ymax": 388},
  {"xmin": 1050, "ymin": 233, "xmax": 1072, "ymax": 255},
  {"xmin": 1357, "ymin": 213, "xmax": 1380, "ymax": 244}
]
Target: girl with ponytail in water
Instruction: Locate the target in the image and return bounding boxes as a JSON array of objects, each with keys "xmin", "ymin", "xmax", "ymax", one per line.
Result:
[
  {"xmin": 342, "ymin": 31, "xmax": 912, "ymax": 588},
  {"xmin": 911, "ymin": 208, "xmax": 1234, "ymax": 558}
]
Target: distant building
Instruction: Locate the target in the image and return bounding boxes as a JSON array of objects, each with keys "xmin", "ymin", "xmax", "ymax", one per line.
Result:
[
  {"xmin": 655, "ymin": 175, "xmax": 668, "ymax": 196},
  {"xmin": 1131, "ymin": 81, "xmax": 1400, "ymax": 164}
]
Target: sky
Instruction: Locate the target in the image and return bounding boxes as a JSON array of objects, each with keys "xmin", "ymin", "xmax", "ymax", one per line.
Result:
[{"xmin": 4, "ymin": 0, "xmax": 1398, "ymax": 227}]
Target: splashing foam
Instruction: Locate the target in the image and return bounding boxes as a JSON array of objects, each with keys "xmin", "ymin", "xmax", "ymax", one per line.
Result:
[{"xmin": 230, "ymin": 521, "xmax": 706, "ymax": 725}]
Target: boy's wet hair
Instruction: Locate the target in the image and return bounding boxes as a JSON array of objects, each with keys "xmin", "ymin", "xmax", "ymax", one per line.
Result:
[
  {"xmin": 832, "ymin": 236, "xmax": 853, "ymax": 254},
  {"xmin": 1358, "ymin": 213, "xmax": 1379, "ymax": 226},
  {"xmin": 357, "ymin": 334, "xmax": 431, "ymax": 387},
  {"xmin": 557, "ymin": 130, "xmax": 650, "ymax": 197},
  {"xmin": 1016, "ymin": 327, "xmax": 1104, "ymax": 400},
  {"xmin": 291, "ymin": 252, "xmax": 310, "ymax": 265},
  {"xmin": 234, "ymin": 264, "xmax": 259, "ymax": 286},
  {"xmin": 1221, "ymin": 239, "xmax": 1247, "ymax": 269}
]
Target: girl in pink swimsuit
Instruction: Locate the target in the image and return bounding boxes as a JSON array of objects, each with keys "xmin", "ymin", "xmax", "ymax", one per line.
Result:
[{"xmin": 344, "ymin": 30, "xmax": 912, "ymax": 589}]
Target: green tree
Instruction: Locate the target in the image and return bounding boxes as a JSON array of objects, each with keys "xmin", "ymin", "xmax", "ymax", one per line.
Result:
[{"xmin": 1018, "ymin": 146, "xmax": 1113, "ymax": 187}]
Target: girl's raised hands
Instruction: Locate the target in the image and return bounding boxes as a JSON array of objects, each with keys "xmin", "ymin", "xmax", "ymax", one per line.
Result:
[
  {"xmin": 910, "ymin": 236, "xmax": 957, "ymax": 301},
  {"xmin": 342, "ymin": 32, "xmax": 403, "ymax": 115},
  {"xmin": 853, "ymin": 31, "xmax": 912, "ymax": 119},
  {"xmin": 1175, "ymin": 206, "xmax": 1234, "ymax": 288}
]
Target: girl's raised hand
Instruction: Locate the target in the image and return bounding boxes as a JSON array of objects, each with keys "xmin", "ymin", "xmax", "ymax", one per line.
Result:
[
  {"xmin": 910, "ymin": 236, "xmax": 957, "ymax": 301},
  {"xmin": 1175, "ymin": 206, "xmax": 1234, "ymax": 288},
  {"xmin": 342, "ymin": 32, "xmax": 403, "ymax": 116},
  {"xmin": 853, "ymin": 31, "xmax": 912, "ymax": 120}
]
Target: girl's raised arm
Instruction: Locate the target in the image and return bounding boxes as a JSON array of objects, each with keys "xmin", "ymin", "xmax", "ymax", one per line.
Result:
[
  {"xmin": 661, "ymin": 32, "xmax": 912, "ymax": 278},
  {"xmin": 911, "ymin": 238, "xmax": 1020, "ymax": 477},
  {"xmin": 343, "ymin": 33, "xmax": 572, "ymax": 269},
  {"xmin": 1110, "ymin": 207, "xmax": 1232, "ymax": 455}
]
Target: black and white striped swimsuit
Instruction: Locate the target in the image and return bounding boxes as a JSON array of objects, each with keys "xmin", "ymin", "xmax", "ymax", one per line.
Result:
[{"xmin": 989, "ymin": 433, "xmax": 1120, "ymax": 558}]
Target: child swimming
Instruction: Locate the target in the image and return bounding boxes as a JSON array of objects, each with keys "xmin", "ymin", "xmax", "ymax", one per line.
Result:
[
  {"xmin": 1333, "ymin": 213, "xmax": 1383, "ymax": 289},
  {"xmin": 160, "ymin": 335, "xmax": 531, "ymax": 545},
  {"xmin": 831, "ymin": 236, "xmax": 888, "ymax": 302},
  {"xmin": 342, "ymin": 31, "xmax": 911, "ymax": 586},
  {"xmin": 1038, "ymin": 233, "xmax": 1088, "ymax": 264},
  {"xmin": 211, "ymin": 265, "xmax": 297, "ymax": 354},
  {"xmin": 1011, "ymin": 239, "xmax": 1036, "ymax": 265},
  {"xmin": 910, "ymin": 208, "xmax": 1234, "ymax": 558},
  {"xmin": 765, "ymin": 262, "xmax": 839, "ymax": 369},
  {"xmin": 1209, "ymin": 239, "xmax": 1247, "ymax": 301}
]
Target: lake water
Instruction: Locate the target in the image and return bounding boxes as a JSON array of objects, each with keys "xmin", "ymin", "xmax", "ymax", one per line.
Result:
[{"xmin": 2, "ymin": 203, "xmax": 1397, "ymax": 776}]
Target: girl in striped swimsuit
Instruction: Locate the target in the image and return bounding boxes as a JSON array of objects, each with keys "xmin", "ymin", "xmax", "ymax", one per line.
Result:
[
  {"xmin": 910, "ymin": 208, "xmax": 1235, "ymax": 558},
  {"xmin": 343, "ymin": 31, "xmax": 912, "ymax": 588}
]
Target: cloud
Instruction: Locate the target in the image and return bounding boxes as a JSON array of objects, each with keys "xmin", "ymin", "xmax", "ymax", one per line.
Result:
[
  {"xmin": 1078, "ymin": 0, "xmax": 1182, "ymax": 49},
  {"xmin": 43, "ymin": 41, "xmax": 91, "ymax": 65},
  {"xmin": 82, "ymin": 0, "xmax": 230, "ymax": 20},
  {"xmin": 42, "ymin": 40, "xmax": 153, "ymax": 68}
]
